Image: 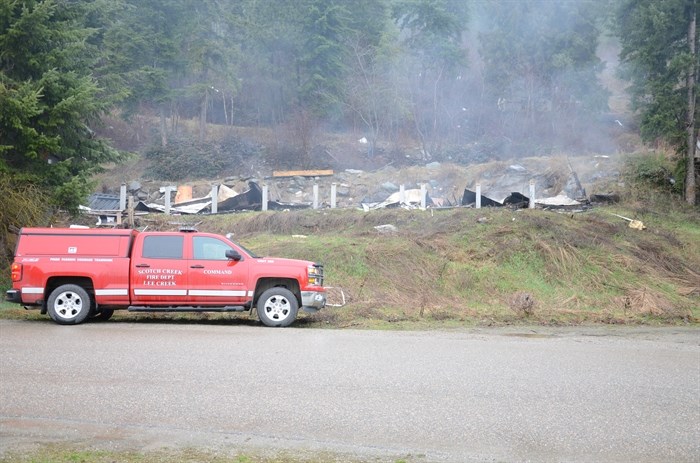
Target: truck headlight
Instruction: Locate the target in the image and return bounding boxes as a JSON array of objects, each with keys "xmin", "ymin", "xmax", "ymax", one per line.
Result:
[{"xmin": 307, "ymin": 264, "xmax": 324, "ymax": 286}]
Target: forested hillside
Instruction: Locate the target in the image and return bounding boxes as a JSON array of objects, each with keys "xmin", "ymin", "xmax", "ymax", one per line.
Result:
[{"xmin": 0, "ymin": 1, "xmax": 697, "ymax": 258}]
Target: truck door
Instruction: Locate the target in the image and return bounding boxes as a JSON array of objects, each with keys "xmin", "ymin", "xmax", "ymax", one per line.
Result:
[
  {"xmin": 131, "ymin": 234, "xmax": 189, "ymax": 305},
  {"xmin": 187, "ymin": 235, "xmax": 251, "ymax": 305}
]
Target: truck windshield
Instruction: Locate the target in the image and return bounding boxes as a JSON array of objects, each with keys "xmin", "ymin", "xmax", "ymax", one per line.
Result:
[{"xmin": 234, "ymin": 241, "xmax": 260, "ymax": 259}]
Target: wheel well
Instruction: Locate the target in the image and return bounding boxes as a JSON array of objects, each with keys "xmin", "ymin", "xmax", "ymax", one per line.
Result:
[
  {"xmin": 253, "ymin": 278, "xmax": 300, "ymax": 306},
  {"xmin": 45, "ymin": 277, "xmax": 95, "ymax": 311}
]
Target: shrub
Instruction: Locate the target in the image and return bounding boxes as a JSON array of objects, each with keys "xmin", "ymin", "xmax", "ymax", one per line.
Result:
[
  {"xmin": 0, "ymin": 173, "xmax": 51, "ymax": 291},
  {"xmin": 622, "ymin": 152, "xmax": 681, "ymax": 195}
]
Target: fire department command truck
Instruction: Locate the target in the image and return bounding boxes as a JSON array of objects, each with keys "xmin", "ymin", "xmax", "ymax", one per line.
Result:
[{"xmin": 5, "ymin": 227, "xmax": 326, "ymax": 327}]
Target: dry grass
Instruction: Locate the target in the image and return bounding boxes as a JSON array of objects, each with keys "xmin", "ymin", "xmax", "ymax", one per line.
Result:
[
  {"xmin": 675, "ymin": 269, "xmax": 700, "ymax": 297},
  {"xmin": 509, "ymin": 292, "xmax": 536, "ymax": 316},
  {"xmin": 533, "ymin": 240, "xmax": 583, "ymax": 276},
  {"xmin": 630, "ymin": 239, "xmax": 687, "ymax": 274},
  {"xmin": 617, "ymin": 288, "xmax": 681, "ymax": 317}
]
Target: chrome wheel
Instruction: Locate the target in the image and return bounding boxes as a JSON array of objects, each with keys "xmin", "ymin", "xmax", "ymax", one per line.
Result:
[{"xmin": 262, "ymin": 294, "xmax": 292, "ymax": 322}]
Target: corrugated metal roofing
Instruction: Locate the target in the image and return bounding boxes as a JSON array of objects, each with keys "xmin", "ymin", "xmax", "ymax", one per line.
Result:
[{"xmin": 87, "ymin": 193, "xmax": 121, "ymax": 211}]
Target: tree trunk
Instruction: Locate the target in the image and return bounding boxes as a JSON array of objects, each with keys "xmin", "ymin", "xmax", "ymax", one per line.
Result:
[
  {"xmin": 199, "ymin": 90, "xmax": 208, "ymax": 143},
  {"xmin": 686, "ymin": 2, "xmax": 697, "ymax": 205},
  {"xmin": 159, "ymin": 106, "xmax": 168, "ymax": 147},
  {"xmin": 222, "ymin": 91, "xmax": 228, "ymax": 126}
]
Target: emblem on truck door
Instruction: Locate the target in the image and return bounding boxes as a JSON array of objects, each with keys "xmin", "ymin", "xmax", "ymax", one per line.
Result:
[{"xmin": 68, "ymin": 247, "xmax": 77, "ymax": 254}]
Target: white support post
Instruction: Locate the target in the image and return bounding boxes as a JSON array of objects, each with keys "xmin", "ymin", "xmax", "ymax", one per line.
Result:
[
  {"xmin": 313, "ymin": 184, "xmax": 319, "ymax": 209},
  {"xmin": 210, "ymin": 185, "xmax": 218, "ymax": 214},
  {"xmin": 331, "ymin": 183, "xmax": 337, "ymax": 208},
  {"xmin": 262, "ymin": 185, "xmax": 268, "ymax": 211},
  {"xmin": 420, "ymin": 183, "xmax": 427, "ymax": 210},
  {"xmin": 476, "ymin": 183, "xmax": 482, "ymax": 209},
  {"xmin": 529, "ymin": 180, "xmax": 535, "ymax": 209},
  {"xmin": 127, "ymin": 195, "xmax": 134, "ymax": 227},
  {"xmin": 164, "ymin": 186, "xmax": 174, "ymax": 215},
  {"xmin": 119, "ymin": 183, "xmax": 127, "ymax": 211},
  {"xmin": 399, "ymin": 184, "xmax": 405, "ymax": 204}
]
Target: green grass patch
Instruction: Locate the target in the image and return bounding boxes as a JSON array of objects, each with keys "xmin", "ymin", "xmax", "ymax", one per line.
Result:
[
  {"xmin": 0, "ymin": 300, "xmax": 44, "ymax": 321},
  {"xmin": 0, "ymin": 444, "xmax": 417, "ymax": 463}
]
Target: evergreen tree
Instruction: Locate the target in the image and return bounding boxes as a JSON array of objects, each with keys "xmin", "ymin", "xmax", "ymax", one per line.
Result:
[
  {"xmin": 477, "ymin": 0, "xmax": 608, "ymax": 152},
  {"xmin": 177, "ymin": 0, "xmax": 240, "ymax": 141},
  {"xmin": 101, "ymin": 0, "xmax": 241, "ymax": 144},
  {"xmin": 617, "ymin": 0, "xmax": 698, "ymax": 205},
  {"xmin": 392, "ymin": 0, "xmax": 470, "ymax": 157},
  {"xmin": 298, "ymin": 0, "xmax": 352, "ymax": 118},
  {"xmin": 99, "ymin": 0, "xmax": 181, "ymax": 146},
  {"xmin": 0, "ymin": 0, "xmax": 124, "ymax": 213},
  {"xmin": 342, "ymin": 0, "xmax": 402, "ymax": 156}
]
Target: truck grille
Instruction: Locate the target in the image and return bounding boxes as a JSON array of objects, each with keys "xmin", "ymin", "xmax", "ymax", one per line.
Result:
[{"xmin": 309, "ymin": 263, "xmax": 324, "ymax": 286}]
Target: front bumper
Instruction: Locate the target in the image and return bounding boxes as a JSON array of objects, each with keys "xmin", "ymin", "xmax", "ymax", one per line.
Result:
[
  {"xmin": 5, "ymin": 289, "xmax": 21, "ymax": 304},
  {"xmin": 301, "ymin": 290, "xmax": 326, "ymax": 313}
]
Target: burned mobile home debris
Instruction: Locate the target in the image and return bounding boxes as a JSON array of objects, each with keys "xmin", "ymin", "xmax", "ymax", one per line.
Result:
[
  {"xmin": 216, "ymin": 182, "xmax": 310, "ymax": 212},
  {"xmin": 460, "ymin": 189, "xmax": 586, "ymax": 210},
  {"xmin": 81, "ymin": 181, "xmax": 311, "ymax": 224},
  {"xmin": 81, "ymin": 161, "xmax": 615, "ymax": 224}
]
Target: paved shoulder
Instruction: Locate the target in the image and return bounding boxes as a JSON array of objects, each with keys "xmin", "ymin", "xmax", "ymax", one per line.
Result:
[{"xmin": 1, "ymin": 321, "xmax": 698, "ymax": 462}]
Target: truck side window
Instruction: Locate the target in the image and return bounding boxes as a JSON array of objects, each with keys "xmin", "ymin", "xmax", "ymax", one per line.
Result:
[
  {"xmin": 142, "ymin": 236, "xmax": 183, "ymax": 259},
  {"xmin": 193, "ymin": 236, "xmax": 232, "ymax": 260}
]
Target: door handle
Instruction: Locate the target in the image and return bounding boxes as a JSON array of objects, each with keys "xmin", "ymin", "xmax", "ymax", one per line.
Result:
[
  {"xmin": 135, "ymin": 264, "xmax": 150, "ymax": 268},
  {"xmin": 190, "ymin": 265, "xmax": 205, "ymax": 269}
]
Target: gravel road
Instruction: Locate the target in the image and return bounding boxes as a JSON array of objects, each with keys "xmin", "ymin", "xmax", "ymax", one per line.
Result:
[{"xmin": 0, "ymin": 320, "xmax": 698, "ymax": 462}]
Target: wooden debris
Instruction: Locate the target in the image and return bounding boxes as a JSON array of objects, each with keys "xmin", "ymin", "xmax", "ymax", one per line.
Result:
[
  {"xmin": 272, "ymin": 169, "xmax": 334, "ymax": 178},
  {"xmin": 611, "ymin": 213, "xmax": 647, "ymax": 230}
]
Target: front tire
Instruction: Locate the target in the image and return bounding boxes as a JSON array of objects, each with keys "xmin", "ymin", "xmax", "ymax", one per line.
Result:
[
  {"xmin": 47, "ymin": 284, "xmax": 91, "ymax": 325},
  {"xmin": 256, "ymin": 287, "xmax": 298, "ymax": 327}
]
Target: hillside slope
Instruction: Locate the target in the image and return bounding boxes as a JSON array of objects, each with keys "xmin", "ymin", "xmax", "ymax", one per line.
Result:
[
  {"xmin": 2, "ymin": 200, "xmax": 697, "ymax": 327},
  {"xmin": 134, "ymin": 201, "xmax": 699, "ymax": 328}
]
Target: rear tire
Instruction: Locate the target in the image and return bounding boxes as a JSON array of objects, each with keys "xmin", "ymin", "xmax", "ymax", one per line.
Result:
[
  {"xmin": 256, "ymin": 287, "xmax": 298, "ymax": 327},
  {"xmin": 47, "ymin": 284, "xmax": 91, "ymax": 325}
]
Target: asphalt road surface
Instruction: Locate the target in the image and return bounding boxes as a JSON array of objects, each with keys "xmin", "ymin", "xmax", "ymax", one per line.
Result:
[{"xmin": 0, "ymin": 319, "xmax": 698, "ymax": 462}]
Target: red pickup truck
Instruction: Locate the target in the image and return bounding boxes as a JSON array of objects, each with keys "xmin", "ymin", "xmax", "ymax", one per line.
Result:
[{"xmin": 6, "ymin": 227, "xmax": 326, "ymax": 327}]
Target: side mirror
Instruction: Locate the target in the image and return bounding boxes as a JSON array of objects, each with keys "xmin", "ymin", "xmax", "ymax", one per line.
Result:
[{"xmin": 225, "ymin": 249, "xmax": 242, "ymax": 261}]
